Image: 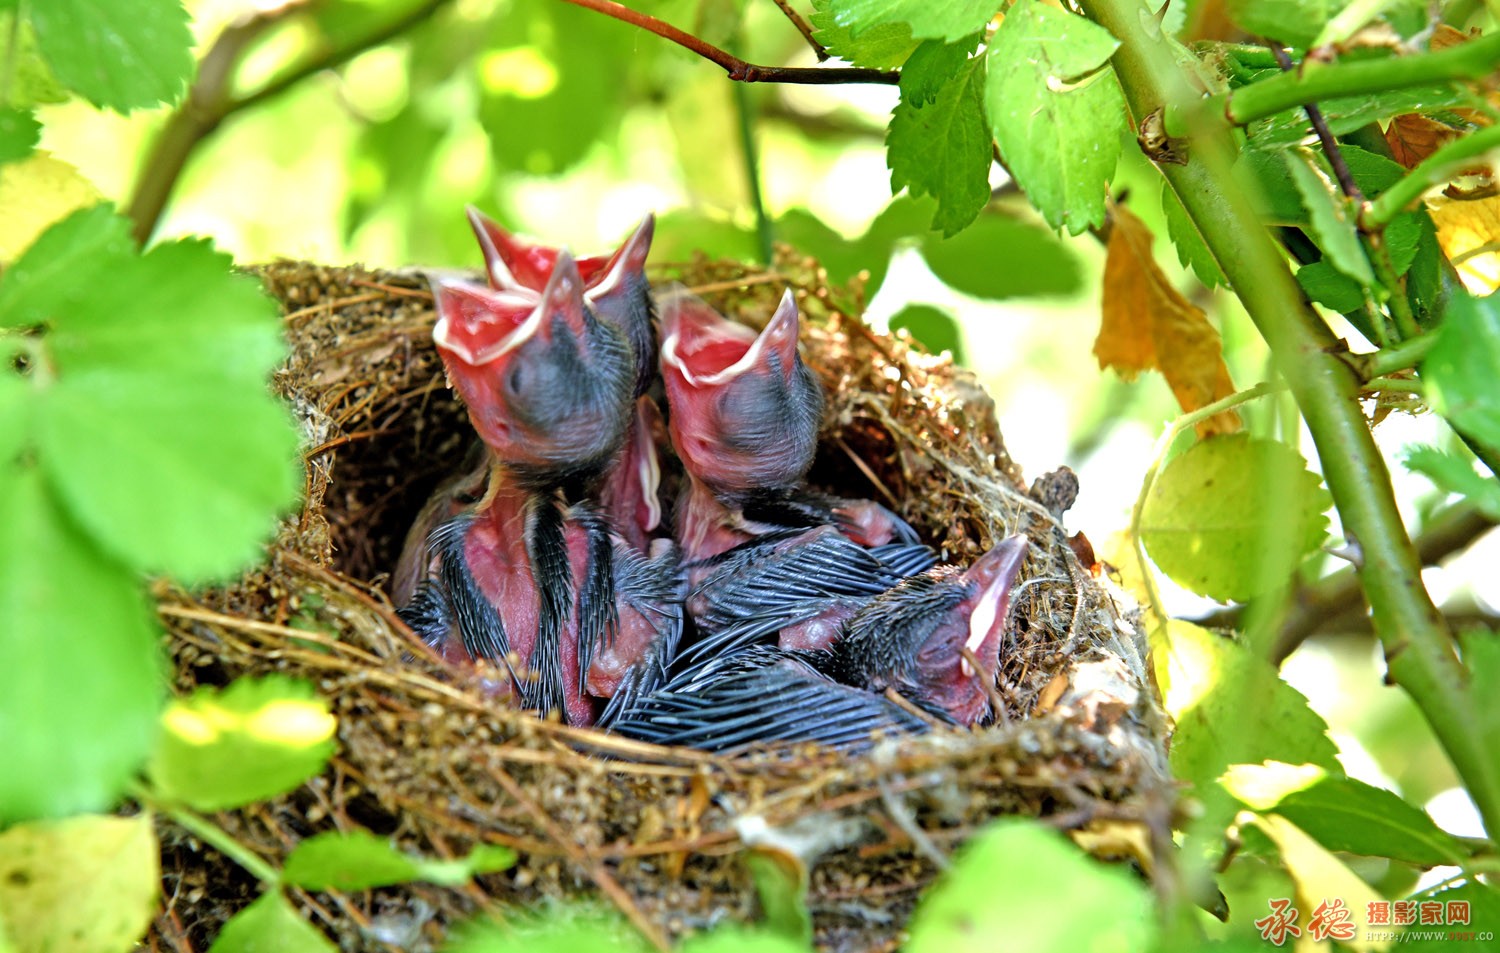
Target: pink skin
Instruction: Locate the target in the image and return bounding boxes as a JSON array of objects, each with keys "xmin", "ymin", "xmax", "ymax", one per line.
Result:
[
  {"xmin": 432, "ymin": 255, "xmax": 592, "ymax": 464},
  {"xmin": 832, "ymin": 499, "xmax": 903, "ymax": 548},
  {"xmin": 460, "ymin": 488, "xmax": 541, "ymax": 702},
  {"xmin": 779, "ymin": 605, "xmax": 858, "ymax": 652},
  {"xmin": 659, "ymin": 290, "xmax": 803, "ymax": 492},
  {"xmin": 915, "ymin": 536, "xmax": 1029, "ymax": 726},
  {"xmin": 585, "ymin": 597, "xmax": 663, "ymax": 699},
  {"xmin": 598, "ymin": 396, "xmax": 665, "ymax": 554},
  {"xmin": 466, "ymin": 206, "xmax": 654, "ymax": 311}
]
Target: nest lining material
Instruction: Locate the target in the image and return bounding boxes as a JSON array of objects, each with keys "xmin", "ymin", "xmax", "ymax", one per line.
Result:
[{"xmin": 150, "ymin": 248, "xmax": 1174, "ymax": 953}]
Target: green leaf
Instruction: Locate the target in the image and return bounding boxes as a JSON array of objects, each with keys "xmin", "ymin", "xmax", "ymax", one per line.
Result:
[
  {"xmin": 887, "ymin": 55, "xmax": 991, "ymax": 236},
  {"xmin": 1403, "ymin": 446, "xmax": 1500, "ymax": 520},
  {"xmin": 1276, "ymin": 777, "xmax": 1467, "ymax": 867},
  {"xmin": 148, "ymin": 676, "xmax": 336, "ymax": 811},
  {"xmin": 899, "ymin": 37, "xmax": 979, "ymax": 106},
  {"xmin": 1157, "ymin": 622, "xmax": 1341, "ymax": 791},
  {"xmin": 209, "ymin": 892, "xmax": 337, "ymax": 953},
  {"xmin": 1287, "ymin": 150, "xmax": 1373, "ymax": 285},
  {"xmin": 283, "ymin": 829, "xmax": 516, "ymax": 891},
  {"xmin": 890, "ymin": 304, "xmax": 966, "ymax": 363},
  {"xmin": 1395, "ymin": 882, "xmax": 1500, "ymax": 953},
  {"xmin": 808, "ymin": 0, "xmax": 917, "ymax": 69},
  {"xmin": 744, "ymin": 850, "xmax": 812, "ymax": 948},
  {"xmin": 479, "ymin": 0, "xmax": 629, "ymax": 175},
  {"xmin": 28, "ymin": 0, "xmax": 193, "ymax": 112},
  {"xmin": 906, "ymin": 819, "xmax": 1155, "ymax": 953},
  {"xmin": 985, "ymin": 0, "xmax": 1125, "ymax": 235},
  {"xmin": 0, "ymin": 467, "xmax": 162, "ymax": 825},
  {"xmin": 0, "ymin": 13, "xmax": 69, "ymax": 107},
  {"xmin": 774, "ymin": 209, "xmax": 867, "ymax": 286},
  {"xmin": 1249, "ymin": 84, "xmax": 1461, "ymax": 148},
  {"xmin": 919, "ymin": 212, "xmax": 1081, "ymax": 300},
  {"xmin": 0, "ymin": 108, "xmax": 38, "ymax": 166},
  {"xmin": 1297, "ymin": 260, "xmax": 1365, "ymax": 313},
  {"xmin": 1422, "ymin": 291, "xmax": 1500, "ymax": 448},
  {"xmin": 680, "ymin": 930, "xmax": 811, "ymax": 953},
  {"xmin": 828, "ymin": 0, "xmax": 997, "ymax": 43},
  {"xmin": 0, "ymin": 814, "xmax": 159, "ymax": 953},
  {"xmin": 1161, "ymin": 181, "xmax": 1226, "ymax": 287},
  {"xmin": 1141, "ymin": 434, "xmax": 1331, "ymax": 602},
  {"xmin": 0, "ymin": 204, "xmax": 135, "ymax": 327},
  {"xmin": 654, "ymin": 209, "xmax": 758, "ymax": 262},
  {"xmin": 859, "ymin": 194, "xmax": 942, "ymax": 294},
  {"xmin": 449, "ymin": 914, "xmax": 654, "ymax": 953},
  {"xmin": 1225, "ymin": 0, "xmax": 1338, "ymax": 48}
]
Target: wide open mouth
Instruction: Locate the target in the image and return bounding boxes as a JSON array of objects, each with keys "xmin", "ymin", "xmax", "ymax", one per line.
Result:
[
  {"xmin": 660, "ymin": 289, "xmax": 796, "ymax": 387},
  {"xmin": 466, "ymin": 207, "xmax": 653, "ymax": 297},
  {"xmin": 430, "ymin": 278, "xmax": 544, "ymax": 367},
  {"xmin": 961, "ymin": 535, "xmax": 1030, "ymax": 675}
]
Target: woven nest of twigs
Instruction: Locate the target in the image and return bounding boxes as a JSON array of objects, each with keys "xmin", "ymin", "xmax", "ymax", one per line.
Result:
[{"xmin": 150, "ymin": 248, "xmax": 1175, "ymax": 952}]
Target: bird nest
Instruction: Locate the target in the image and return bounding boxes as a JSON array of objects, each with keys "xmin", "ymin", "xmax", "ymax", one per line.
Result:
[{"xmin": 150, "ymin": 248, "xmax": 1175, "ymax": 952}]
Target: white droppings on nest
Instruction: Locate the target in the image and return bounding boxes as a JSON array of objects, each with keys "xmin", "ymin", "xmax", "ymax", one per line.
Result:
[{"xmin": 734, "ymin": 812, "xmax": 868, "ymax": 865}]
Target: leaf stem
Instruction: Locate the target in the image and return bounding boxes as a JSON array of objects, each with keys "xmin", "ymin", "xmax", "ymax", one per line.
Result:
[
  {"xmin": 557, "ymin": 0, "xmax": 896, "ymax": 84},
  {"xmin": 1363, "ymin": 375, "xmax": 1424, "ymax": 394},
  {"xmin": 1221, "ymin": 32, "xmax": 1500, "ymax": 127},
  {"xmin": 1367, "ymin": 332, "xmax": 1437, "ymax": 376},
  {"xmin": 1365, "ymin": 231, "xmax": 1421, "ymax": 339},
  {"xmin": 1081, "ymin": 0, "xmax": 1500, "ymax": 841},
  {"xmin": 769, "ymin": 0, "xmax": 828, "ymax": 61},
  {"xmin": 156, "ymin": 799, "xmax": 282, "ymax": 885},
  {"xmin": 1366, "ymin": 123, "xmax": 1500, "ymax": 227}
]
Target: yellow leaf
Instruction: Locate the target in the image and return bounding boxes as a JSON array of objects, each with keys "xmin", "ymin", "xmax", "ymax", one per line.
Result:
[
  {"xmin": 0, "ymin": 152, "xmax": 103, "ymax": 262},
  {"xmin": 1431, "ymin": 193, "xmax": 1500, "ymax": 295},
  {"xmin": 1096, "ymin": 204, "xmax": 1241, "ymax": 436}
]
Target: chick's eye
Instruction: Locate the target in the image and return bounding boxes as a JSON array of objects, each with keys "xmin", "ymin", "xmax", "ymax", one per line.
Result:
[{"xmin": 506, "ymin": 364, "xmax": 524, "ymax": 396}]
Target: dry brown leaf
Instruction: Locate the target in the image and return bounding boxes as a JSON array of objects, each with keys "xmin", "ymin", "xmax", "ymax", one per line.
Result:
[
  {"xmin": 1431, "ymin": 192, "xmax": 1500, "ymax": 294},
  {"xmin": 1384, "ymin": 26, "xmax": 1499, "ymax": 171},
  {"xmin": 1096, "ymin": 204, "xmax": 1241, "ymax": 437}
]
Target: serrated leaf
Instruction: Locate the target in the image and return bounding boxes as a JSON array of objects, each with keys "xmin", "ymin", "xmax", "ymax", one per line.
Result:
[
  {"xmin": 1155, "ymin": 622, "xmax": 1341, "ymax": 790},
  {"xmin": 985, "ymin": 1, "xmax": 1125, "ymax": 235},
  {"xmin": 7, "ymin": 217, "xmax": 302, "ymax": 583},
  {"xmin": 1096, "ymin": 204, "xmax": 1240, "ymax": 436},
  {"xmin": 1161, "ymin": 181, "xmax": 1226, "ymax": 287},
  {"xmin": 1403, "ymin": 446, "xmax": 1500, "ymax": 520},
  {"xmin": 1422, "ymin": 292, "xmax": 1500, "ymax": 446},
  {"xmin": 899, "ymin": 37, "xmax": 979, "ymax": 106},
  {"xmin": 890, "ymin": 304, "xmax": 965, "ymax": 362},
  {"xmin": 1142, "ymin": 434, "xmax": 1331, "ymax": 601},
  {"xmin": 209, "ymin": 892, "xmax": 337, "ymax": 953},
  {"xmin": 887, "ymin": 55, "xmax": 990, "ymax": 236},
  {"xmin": 0, "ymin": 153, "xmax": 104, "ymax": 261},
  {"xmin": 29, "ymin": 0, "xmax": 193, "ymax": 112},
  {"xmin": 1250, "ymin": 84, "xmax": 1461, "ymax": 149},
  {"xmin": 828, "ymin": 0, "xmax": 996, "ymax": 43},
  {"xmin": 0, "ymin": 205, "xmax": 134, "ymax": 326},
  {"xmin": 0, "ymin": 467, "xmax": 162, "ymax": 825},
  {"xmin": 808, "ymin": 0, "xmax": 916, "ymax": 69},
  {"xmin": 283, "ymin": 829, "xmax": 516, "ymax": 891},
  {"xmin": 1395, "ymin": 882, "xmax": 1500, "ymax": 952},
  {"xmin": 920, "ymin": 212, "xmax": 1081, "ymax": 300},
  {"xmin": 0, "ymin": 108, "xmax": 38, "ymax": 167},
  {"xmin": 148, "ymin": 676, "xmax": 336, "ymax": 811},
  {"xmin": 1288, "ymin": 150, "xmax": 1373, "ymax": 285},
  {"xmin": 906, "ymin": 819, "xmax": 1155, "ymax": 953},
  {"xmin": 0, "ymin": 814, "xmax": 159, "ymax": 953},
  {"xmin": 1225, "ymin": 0, "xmax": 1338, "ymax": 48}
]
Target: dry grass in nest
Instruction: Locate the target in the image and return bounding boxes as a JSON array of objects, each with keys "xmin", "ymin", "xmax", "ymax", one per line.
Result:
[{"xmin": 149, "ymin": 249, "xmax": 1175, "ymax": 953}]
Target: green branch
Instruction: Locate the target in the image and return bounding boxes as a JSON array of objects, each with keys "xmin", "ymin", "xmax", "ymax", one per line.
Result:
[
  {"xmin": 1079, "ymin": 0, "xmax": 1500, "ymax": 841},
  {"xmin": 1367, "ymin": 123, "xmax": 1500, "ymax": 226},
  {"xmin": 1222, "ymin": 32, "xmax": 1500, "ymax": 127}
]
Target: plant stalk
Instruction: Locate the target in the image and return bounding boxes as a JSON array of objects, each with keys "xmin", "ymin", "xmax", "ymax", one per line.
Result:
[{"xmin": 1080, "ymin": 0, "xmax": 1500, "ymax": 840}]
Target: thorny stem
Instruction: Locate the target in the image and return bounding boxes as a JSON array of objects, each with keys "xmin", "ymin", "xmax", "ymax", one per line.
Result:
[
  {"xmin": 558, "ymin": 0, "xmax": 897, "ymax": 84},
  {"xmin": 1083, "ymin": 0, "xmax": 1500, "ymax": 842},
  {"xmin": 126, "ymin": 0, "xmax": 453, "ymax": 244}
]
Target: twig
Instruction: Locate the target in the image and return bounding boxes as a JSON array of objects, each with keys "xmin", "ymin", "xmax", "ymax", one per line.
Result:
[
  {"xmin": 557, "ymin": 0, "xmax": 897, "ymax": 84},
  {"xmin": 1271, "ymin": 45, "xmax": 1363, "ymax": 204},
  {"xmin": 127, "ymin": 0, "xmax": 454, "ymax": 244},
  {"xmin": 488, "ymin": 766, "xmax": 670, "ymax": 952},
  {"xmin": 769, "ymin": 0, "xmax": 828, "ymax": 61},
  {"xmin": 1366, "ymin": 124, "xmax": 1500, "ymax": 226}
]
